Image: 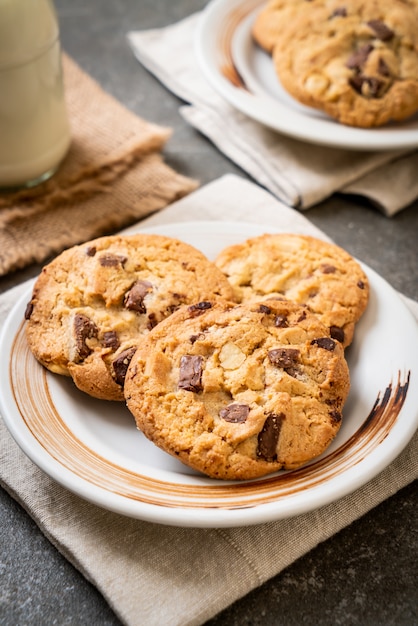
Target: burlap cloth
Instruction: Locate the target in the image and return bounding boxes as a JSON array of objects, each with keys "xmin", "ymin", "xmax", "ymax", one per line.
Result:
[
  {"xmin": 1, "ymin": 175, "xmax": 417, "ymax": 626},
  {"xmin": 0, "ymin": 54, "xmax": 197, "ymax": 276}
]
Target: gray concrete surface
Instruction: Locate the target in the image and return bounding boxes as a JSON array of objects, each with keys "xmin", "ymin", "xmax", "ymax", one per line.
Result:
[{"xmin": 1, "ymin": 1, "xmax": 417, "ymax": 625}]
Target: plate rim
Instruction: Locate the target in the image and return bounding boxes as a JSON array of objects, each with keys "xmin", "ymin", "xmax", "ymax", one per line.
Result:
[
  {"xmin": 1, "ymin": 220, "xmax": 417, "ymax": 528},
  {"xmin": 195, "ymin": 0, "xmax": 418, "ymax": 151}
]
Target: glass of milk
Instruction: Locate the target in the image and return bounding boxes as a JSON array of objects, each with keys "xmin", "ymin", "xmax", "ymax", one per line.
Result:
[{"xmin": 0, "ymin": 0, "xmax": 71, "ymax": 189}]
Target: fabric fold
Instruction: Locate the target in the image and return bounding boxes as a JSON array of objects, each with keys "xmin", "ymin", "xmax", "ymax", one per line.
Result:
[
  {"xmin": 1, "ymin": 175, "xmax": 417, "ymax": 626},
  {"xmin": 127, "ymin": 13, "xmax": 418, "ymax": 215}
]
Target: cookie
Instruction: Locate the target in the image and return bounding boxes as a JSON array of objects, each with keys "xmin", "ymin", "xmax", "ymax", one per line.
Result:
[
  {"xmin": 215, "ymin": 233, "xmax": 369, "ymax": 348},
  {"xmin": 272, "ymin": 0, "xmax": 418, "ymax": 127},
  {"xmin": 124, "ymin": 299, "xmax": 350, "ymax": 480},
  {"xmin": 24, "ymin": 233, "xmax": 236, "ymax": 401},
  {"xmin": 252, "ymin": 0, "xmax": 316, "ymax": 53}
]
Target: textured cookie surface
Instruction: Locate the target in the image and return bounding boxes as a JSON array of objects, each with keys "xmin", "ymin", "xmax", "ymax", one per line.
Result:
[
  {"xmin": 272, "ymin": 0, "xmax": 418, "ymax": 127},
  {"xmin": 215, "ymin": 233, "xmax": 369, "ymax": 348},
  {"xmin": 25, "ymin": 233, "xmax": 236, "ymax": 401},
  {"xmin": 252, "ymin": 0, "xmax": 313, "ymax": 53},
  {"xmin": 125, "ymin": 299, "xmax": 350, "ymax": 480}
]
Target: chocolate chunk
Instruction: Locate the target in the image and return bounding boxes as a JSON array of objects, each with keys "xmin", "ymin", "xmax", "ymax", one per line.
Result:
[
  {"xmin": 99, "ymin": 253, "xmax": 127, "ymax": 267},
  {"xmin": 268, "ymin": 348, "xmax": 301, "ymax": 379},
  {"xmin": 147, "ymin": 313, "xmax": 158, "ymax": 330},
  {"xmin": 124, "ymin": 280, "xmax": 153, "ymax": 313},
  {"xmin": 330, "ymin": 326, "xmax": 345, "ymax": 344},
  {"xmin": 321, "ymin": 263, "xmax": 336, "ymax": 274},
  {"xmin": 283, "ymin": 366, "xmax": 302, "ymax": 379},
  {"xmin": 367, "ymin": 19, "xmax": 394, "ymax": 41},
  {"xmin": 349, "ymin": 75, "xmax": 384, "ymax": 98},
  {"xmin": 330, "ymin": 410, "xmax": 342, "ymax": 423},
  {"xmin": 24, "ymin": 301, "xmax": 34, "ymax": 320},
  {"xmin": 112, "ymin": 347, "xmax": 136, "ymax": 386},
  {"xmin": 274, "ymin": 315, "xmax": 288, "ymax": 328},
  {"xmin": 178, "ymin": 355, "xmax": 203, "ymax": 392},
  {"xmin": 297, "ymin": 310, "xmax": 307, "ymax": 322},
  {"xmin": 329, "ymin": 326, "xmax": 345, "ymax": 343},
  {"xmin": 357, "ymin": 280, "xmax": 366, "ymax": 289},
  {"xmin": 331, "ymin": 7, "xmax": 347, "ymax": 18},
  {"xmin": 349, "ymin": 75, "xmax": 365, "ymax": 93},
  {"xmin": 311, "ymin": 337, "xmax": 336, "ymax": 351},
  {"xmin": 189, "ymin": 333, "xmax": 205, "ymax": 344},
  {"xmin": 257, "ymin": 413, "xmax": 284, "ymax": 462},
  {"xmin": 188, "ymin": 302, "xmax": 212, "ymax": 317},
  {"xmin": 101, "ymin": 331, "xmax": 120, "ymax": 350},
  {"xmin": 377, "ymin": 57, "xmax": 391, "ymax": 77},
  {"xmin": 268, "ymin": 348, "xmax": 300, "ymax": 368},
  {"xmin": 74, "ymin": 314, "xmax": 98, "ymax": 360},
  {"xmin": 258, "ymin": 304, "xmax": 272, "ymax": 314},
  {"xmin": 85, "ymin": 246, "xmax": 97, "ymax": 257},
  {"xmin": 219, "ymin": 403, "xmax": 250, "ymax": 423},
  {"xmin": 346, "ymin": 44, "xmax": 373, "ymax": 70}
]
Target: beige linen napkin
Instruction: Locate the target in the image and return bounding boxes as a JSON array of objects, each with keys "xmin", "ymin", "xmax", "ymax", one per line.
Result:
[
  {"xmin": 0, "ymin": 54, "xmax": 197, "ymax": 276},
  {"xmin": 127, "ymin": 13, "xmax": 418, "ymax": 216},
  {"xmin": 1, "ymin": 175, "xmax": 417, "ymax": 626}
]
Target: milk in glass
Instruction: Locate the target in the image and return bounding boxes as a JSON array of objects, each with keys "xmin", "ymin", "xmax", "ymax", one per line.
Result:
[{"xmin": 0, "ymin": 0, "xmax": 70, "ymax": 188}]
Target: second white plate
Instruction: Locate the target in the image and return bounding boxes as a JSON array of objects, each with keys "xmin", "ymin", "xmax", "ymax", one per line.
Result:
[{"xmin": 196, "ymin": 0, "xmax": 418, "ymax": 151}]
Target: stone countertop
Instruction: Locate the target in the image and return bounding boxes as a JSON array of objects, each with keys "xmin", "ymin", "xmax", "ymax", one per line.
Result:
[{"xmin": 1, "ymin": 1, "xmax": 417, "ymax": 625}]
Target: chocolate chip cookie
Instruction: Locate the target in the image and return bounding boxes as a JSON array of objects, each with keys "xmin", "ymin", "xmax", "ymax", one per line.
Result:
[
  {"xmin": 215, "ymin": 233, "xmax": 369, "ymax": 348},
  {"xmin": 124, "ymin": 299, "xmax": 350, "ymax": 480},
  {"xmin": 25, "ymin": 233, "xmax": 236, "ymax": 401},
  {"xmin": 252, "ymin": 0, "xmax": 316, "ymax": 53},
  {"xmin": 272, "ymin": 0, "xmax": 418, "ymax": 127}
]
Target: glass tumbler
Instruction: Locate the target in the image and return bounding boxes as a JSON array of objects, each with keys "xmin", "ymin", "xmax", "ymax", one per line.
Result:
[{"xmin": 0, "ymin": 0, "xmax": 71, "ymax": 189}]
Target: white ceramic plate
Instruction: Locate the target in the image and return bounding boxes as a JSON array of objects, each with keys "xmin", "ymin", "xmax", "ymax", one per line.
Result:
[
  {"xmin": 1, "ymin": 221, "xmax": 417, "ymax": 528},
  {"xmin": 195, "ymin": 0, "xmax": 418, "ymax": 151}
]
